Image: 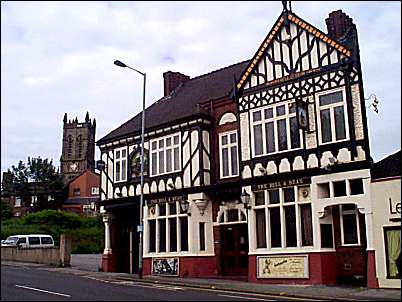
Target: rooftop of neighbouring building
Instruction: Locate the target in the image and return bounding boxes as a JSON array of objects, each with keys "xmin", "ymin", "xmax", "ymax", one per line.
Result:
[{"xmin": 371, "ymin": 150, "xmax": 401, "ymax": 179}]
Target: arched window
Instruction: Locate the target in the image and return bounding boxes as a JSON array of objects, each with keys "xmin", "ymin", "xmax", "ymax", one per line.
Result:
[
  {"xmin": 67, "ymin": 135, "xmax": 73, "ymax": 159},
  {"xmin": 77, "ymin": 135, "xmax": 83, "ymax": 158}
]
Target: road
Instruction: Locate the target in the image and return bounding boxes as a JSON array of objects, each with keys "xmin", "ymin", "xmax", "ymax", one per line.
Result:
[{"xmin": 1, "ymin": 264, "xmax": 313, "ymax": 301}]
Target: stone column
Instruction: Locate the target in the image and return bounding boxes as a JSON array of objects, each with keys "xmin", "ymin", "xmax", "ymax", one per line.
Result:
[
  {"xmin": 59, "ymin": 234, "xmax": 71, "ymax": 267},
  {"xmin": 103, "ymin": 214, "xmax": 113, "ymax": 254}
]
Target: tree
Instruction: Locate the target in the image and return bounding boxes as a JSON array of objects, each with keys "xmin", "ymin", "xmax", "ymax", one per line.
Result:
[
  {"xmin": 1, "ymin": 199, "xmax": 13, "ymax": 220},
  {"xmin": 8, "ymin": 157, "xmax": 65, "ymax": 211}
]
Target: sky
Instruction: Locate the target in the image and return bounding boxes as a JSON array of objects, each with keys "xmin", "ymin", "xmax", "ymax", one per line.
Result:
[{"xmin": 1, "ymin": 1, "xmax": 401, "ymax": 177}]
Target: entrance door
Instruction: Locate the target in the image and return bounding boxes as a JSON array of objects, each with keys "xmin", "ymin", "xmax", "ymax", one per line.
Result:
[{"xmin": 221, "ymin": 224, "xmax": 248, "ymax": 276}]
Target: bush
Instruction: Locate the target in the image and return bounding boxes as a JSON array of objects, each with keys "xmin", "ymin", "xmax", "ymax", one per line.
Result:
[{"xmin": 1, "ymin": 210, "xmax": 104, "ymax": 253}]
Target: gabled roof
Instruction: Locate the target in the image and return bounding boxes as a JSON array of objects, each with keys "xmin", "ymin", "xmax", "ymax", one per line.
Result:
[
  {"xmin": 97, "ymin": 61, "xmax": 249, "ymax": 145},
  {"xmin": 371, "ymin": 150, "xmax": 401, "ymax": 180},
  {"xmin": 236, "ymin": 11, "xmax": 352, "ymax": 90}
]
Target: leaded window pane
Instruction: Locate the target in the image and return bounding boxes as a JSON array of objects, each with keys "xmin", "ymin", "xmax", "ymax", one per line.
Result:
[
  {"xmin": 255, "ymin": 209, "xmax": 267, "ymax": 248},
  {"xmin": 278, "ymin": 119, "xmax": 287, "ymax": 151},
  {"xmin": 174, "ymin": 147, "xmax": 180, "ymax": 170},
  {"xmin": 268, "ymin": 189, "xmax": 279, "ymax": 204},
  {"xmin": 285, "ymin": 206, "xmax": 297, "ymax": 247},
  {"xmin": 230, "ymin": 133, "xmax": 237, "ymax": 143},
  {"xmin": 264, "ymin": 108, "xmax": 273, "ymax": 119},
  {"xmin": 166, "ymin": 149, "xmax": 172, "ymax": 172},
  {"xmin": 254, "ymin": 125, "xmax": 263, "ymax": 155},
  {"xmin": 270, "ymin": 208, "xmax": 281, "ymax": 247},
  {"xmin": 320, "ymin": 109, "xmax": 332, "ymax": 143},
  {"xmin": 334, "ymin": 106, "xmax": 346, "ymax": 140},
  {"xmin": 319, "ymin": 91, "xmax": 343, "ymax": 106},
  {"xmin": 290, "ymin": 116, "xmax": 300, "ymax": 149},
  {"xmin": 151, "ymin": 153, "xmax": 157, "ymax": 175},
  {"xmin": 231, "ymin": 146, "xmax": 238, "ymax": 175},
  {"xmin": 253, "ymin": 111, "xmax": 261, "ymax": 122},
  {"xmin": 222, "ymin": 148, "xmax": 229, "ymax": 177},
  {"xmin": 158, "ymin": 150, "xmax": 165, "ymax": 173},
  {"xmin": 265, "ymin": 122, "xmax": 275, "ymax": 153}
]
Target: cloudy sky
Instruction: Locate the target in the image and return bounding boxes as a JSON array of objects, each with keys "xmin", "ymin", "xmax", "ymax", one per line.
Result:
[{"xmin": 1, "ymin": 1, "xmax": 401, "ymax": 176}]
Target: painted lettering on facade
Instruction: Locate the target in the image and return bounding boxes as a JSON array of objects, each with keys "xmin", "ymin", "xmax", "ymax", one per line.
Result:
[
  {"xmin": 149, "ymin": 195, "xmax": 187, "ymax": 205},
  {"xmin": 257, "ymin": 255, "xmax": 309, "ymax": 279},
  {"xmin": 252, "ymin": 177, "xmax": 311, "ymax": 191}
]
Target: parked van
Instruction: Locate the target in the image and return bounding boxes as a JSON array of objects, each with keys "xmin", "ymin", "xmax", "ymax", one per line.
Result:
[{"xmin": 1, "ymin": 234, "xmax": 54, "ymax": 248}]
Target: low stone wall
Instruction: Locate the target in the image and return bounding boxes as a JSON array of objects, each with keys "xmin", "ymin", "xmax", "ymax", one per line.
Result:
[
  {"xmin": 1, "ymin": 246, "xmax": 60, "ymax": 266},
  {"xmin": 1, "ymin": 235, "xmax": 71, "ymax": 267}
]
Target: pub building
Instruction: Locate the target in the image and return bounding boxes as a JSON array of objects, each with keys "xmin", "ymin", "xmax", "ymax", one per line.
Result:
[{"xmin": 97, "ymin": 4, "xmax": 382, "ymax": 287}]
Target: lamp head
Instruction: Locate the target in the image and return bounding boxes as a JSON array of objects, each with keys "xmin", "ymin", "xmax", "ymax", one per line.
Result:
[{"xmin": 114, "ymin": 60, "xmax": 127, "ymax": 68}]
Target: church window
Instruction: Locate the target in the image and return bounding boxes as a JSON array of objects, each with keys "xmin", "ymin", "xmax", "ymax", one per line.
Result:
[
  {"xmin": 77, "ymin": 135, "xmax": 83, "ymax": 158},
  {"xmin": 67, "ymin": 135, "xmax": 73, "ymax": 159}
]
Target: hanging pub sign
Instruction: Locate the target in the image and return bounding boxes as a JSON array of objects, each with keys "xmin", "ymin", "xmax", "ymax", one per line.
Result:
[
  {"xmin": 296, "ymin": 97, "xmax": 309, "ymax": 131},
  {"xmin": 129, "ymin": 148, "xmax": 149, "ymax": 180},
  {"xmin": 251, "ymin": 177, "xmax": 311, "ymax": 191}
]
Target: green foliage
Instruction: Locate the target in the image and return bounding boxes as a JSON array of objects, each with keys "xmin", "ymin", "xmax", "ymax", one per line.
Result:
[
  {"xmin": 1, "ymin": 210, "xmax": 104, "ymax": 253},
  {"xmin": 1, "ymin": 199, "xmax": 13, "ymax": 220}
]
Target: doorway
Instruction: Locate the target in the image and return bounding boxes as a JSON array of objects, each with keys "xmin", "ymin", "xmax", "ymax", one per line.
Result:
[{"xmin": 220, "ymin": 224, "xmax": 248, "ymax": 276}]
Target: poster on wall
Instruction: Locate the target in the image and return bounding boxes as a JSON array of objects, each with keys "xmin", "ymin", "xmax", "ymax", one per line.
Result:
[
  {"xmin": 257, "ymin": 255, "xmax": 309, "ymax": 279},
  {"xmin": 152, "ymin": 257, "xmax": 179, "ymax": 276}
]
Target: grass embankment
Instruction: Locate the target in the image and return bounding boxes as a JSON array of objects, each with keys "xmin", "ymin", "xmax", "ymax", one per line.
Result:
[{"xmin": 1, "ymin": 210, "xmax": 104, "ymax": 254}]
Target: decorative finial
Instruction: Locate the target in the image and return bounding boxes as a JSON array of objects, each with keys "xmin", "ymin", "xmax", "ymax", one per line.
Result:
[
  {"xmin": 75, "ymin": 117, "xmax": 78, "ymax": 123},
  {"xmin": 63, "ymin": 113, "xmax": 67, "ymax": 123},
  {"xmin": 85, "ymin": 111, "xmax": 89, "ymax": 122},
  {"xmin": 93, "ymin": 118, "xmax": 96, "ymax": 127}
]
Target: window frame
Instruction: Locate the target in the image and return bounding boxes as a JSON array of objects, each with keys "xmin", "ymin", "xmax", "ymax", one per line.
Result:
[
  {"xmin": 150, "ymin": 133, "xmax": 181, "ymax": 177},
  {"xmin": 250, "ymin": 100, "xmax": 303, "ymax": 158},
  {"xmin": 114, "ymin": 146, "xmax": 127, "ymax": 183},
  {"xmin": 315, "ymin": 87, "xmax": 350, "ymax": 145},
  {"xmin": 339, "ymin": 204, "xmax": 361, "ymax": 246},
  {"xmin": 253, "ymin": 185, "xmax": 313, "ymax": 250},
  {"xmin": 383, "ymin": 226, "xmax": 401, "ymax": 279},
  {"xmin": 219, "ymin": 130, "xmax": 239, "ymax": 179},
  {"xmin": 146, "ymin": 201, "xmax": 189, "ymax": 255}
]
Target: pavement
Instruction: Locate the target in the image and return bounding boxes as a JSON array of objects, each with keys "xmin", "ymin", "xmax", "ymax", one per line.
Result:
[{"xmin": 2, "ymin": 258, "xmax": 401, "ymax": 301}]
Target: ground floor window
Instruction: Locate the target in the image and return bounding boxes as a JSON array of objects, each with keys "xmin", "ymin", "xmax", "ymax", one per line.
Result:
[
  {"xmin": 253, "ymin": 185, "xmax": 313, "ymax": 249},
  {"xmin": 384, "ymin": 227, "xmax": 401, "ymax": 279}
]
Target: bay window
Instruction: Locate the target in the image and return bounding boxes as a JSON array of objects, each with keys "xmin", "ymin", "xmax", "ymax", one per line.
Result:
[
  {"xmin": 219, "ymin": 131, "xmax": 239, "ymax": 178},
  {"xmin": 251, "ymin": 101, "xmax": 302, "ymax": 156},
  {"xmin": 317, "ymin": 89, "xmax": 349, "ymax": 144},
  {"xmin": 150, "ymin": 133, "xmax": 180, "ymax": 176}
]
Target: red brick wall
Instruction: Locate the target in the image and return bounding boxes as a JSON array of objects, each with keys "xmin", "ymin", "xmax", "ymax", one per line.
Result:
[
  {"xmin": 248, "ymin": 252, "xmax": 337, "ymax": 285},
  {"xmin": 68, "ymin": 170, "xmax": 100, "ymax": 197}
]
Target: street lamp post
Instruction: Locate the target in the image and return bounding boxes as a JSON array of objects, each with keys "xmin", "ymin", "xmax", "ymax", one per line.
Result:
[{"xmin": 114, "ymin": 60, "xmax": 146, "ymax": 279}]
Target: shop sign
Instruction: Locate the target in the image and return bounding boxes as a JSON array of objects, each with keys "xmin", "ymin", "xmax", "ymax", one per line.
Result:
[
  {"xmin": 149, "ymin": 195, "xmax": 187, "ymax": 205},
  {"xmin": 252, "ymin": 177, "xmax": 311, "ymax": 191},
  {"xmin": 257, "ymin": 255, "xmax": 309, "ymax": 279},
  {"xmin": 152, "ymin": 257, "xmax": 179, "ymax": 276}
]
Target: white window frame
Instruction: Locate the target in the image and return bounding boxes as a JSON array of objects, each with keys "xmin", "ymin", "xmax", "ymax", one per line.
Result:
[
  {"xmin": 339, "ymin": 204, "xmax": 361, "ymax": 246},
  {"xmin": 150, "ymin": 133, "xmax": 181, "ymax": 177},
  {"xmin": 15, "ymin": 197, "xmax": 22, "ymax": 208},
  {"xmin": 316, "ymin": 87, "xmax": 350, "ymax": 145},
  {"xmin": 114, "ymin": 146, "xmax": 127, "ymax": 183},
  {"xmin": 146, "ymin": 201, "xmax": 189, "ymax": 255},
  {"xmin": 91, "ymin": 187, "xmax": 99, "ymax": 195},
  {"xmin": 253, "ymin": 185, "xmax": 313, "ymax": 251},
  {"xmin": 250, "ymin": 100, "xmax": 303, "ymax": 157},
  {"xmin": 219, "ymin": 130, "xmax": 239, "ymax": 179}
]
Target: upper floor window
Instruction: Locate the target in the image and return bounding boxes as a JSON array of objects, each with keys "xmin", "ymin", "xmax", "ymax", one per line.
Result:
[
  {"xmin": 115, "ymin": 147, "xmax": 127, "ymax": 182},
  {"xmin": 15, "ymin": 197, "xmax": 22, "ymax": 207},
  {"xmin": 251, "ymin": 101, "xmax": 302, "ymax": 157},
  {"xmin": 73, "ymin": 188, "xmax": 81, "ymax": 196},
  {"xmin": 150, "ymin": 134, "xmax": 180, "ymax": 177},
  {"xmin": 316, "ymin": 89, "xmax": 349, "ymax": 144},
  {"xmin": 219, "ymin": 131, "xmax": 238, "ymax": 178}
]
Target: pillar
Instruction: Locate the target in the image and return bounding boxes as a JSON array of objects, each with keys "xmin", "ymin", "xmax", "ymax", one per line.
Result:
[{"xmin": 101, "ymin": 213, "xmax": 117, "ymax": 272}]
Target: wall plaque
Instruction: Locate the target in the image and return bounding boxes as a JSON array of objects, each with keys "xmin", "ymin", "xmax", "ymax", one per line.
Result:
[
  {"xmin": 152, "ymin": 257, "xmax": 179, "ymax": 276},
  {"xmin": 257, "ymin": 255, "xmax": 309, "ymax": 279}
]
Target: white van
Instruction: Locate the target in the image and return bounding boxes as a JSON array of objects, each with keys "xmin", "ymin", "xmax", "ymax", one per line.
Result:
[{"xmin": 1, "ymin": 234, "xmax": 54, "ymax": 248}]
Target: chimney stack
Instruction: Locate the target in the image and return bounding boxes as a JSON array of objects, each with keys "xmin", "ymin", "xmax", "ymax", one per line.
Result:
[
  {"xmin": 163, "ymin": 71, "xmax": 190, "ymax": 97},
  {"xmin": 325, "ymin": 10, "xmax": 355, "ymax": 41}
]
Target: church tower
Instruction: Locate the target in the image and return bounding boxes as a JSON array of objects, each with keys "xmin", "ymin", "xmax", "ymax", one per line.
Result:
[{"xmin": 60, "ymin": 112, "xmax": 96, "ymax": 182}]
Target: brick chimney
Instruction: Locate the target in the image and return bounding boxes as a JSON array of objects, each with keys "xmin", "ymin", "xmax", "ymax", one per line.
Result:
[
  {"xmin": 163, "ymin": 71, "xmax": 190, "ymax": 96},
  {"xmin": 325, "ymin": 10, "xmax": 355, "ymax": 41}
]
